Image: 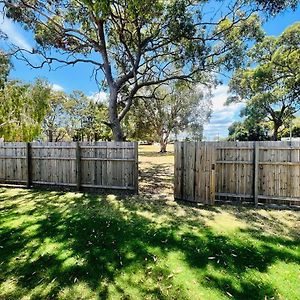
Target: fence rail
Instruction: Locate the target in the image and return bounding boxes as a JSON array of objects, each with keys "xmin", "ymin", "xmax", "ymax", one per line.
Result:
[
  {"xmin": 0, "ymin": 141, "xmax": 138, "ymax": 193},
  {"xmin": 174, "ymin": 141, "xmax": 300, "ymax": 206}
]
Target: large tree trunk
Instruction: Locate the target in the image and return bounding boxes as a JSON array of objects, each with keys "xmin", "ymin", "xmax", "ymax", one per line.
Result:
[
  {"xmin": 109, "ymin": 88, "xmax": 124, "ymax": 141},
  {"xmin": 273, "ymin": 121, "xmax": 281, "ymax": 141}
]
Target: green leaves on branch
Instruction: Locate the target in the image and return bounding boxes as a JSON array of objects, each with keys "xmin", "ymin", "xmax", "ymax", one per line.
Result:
[
  {"xmin": 0, "ymin": 79, "xmax": 51, "ymax": 141},
  {"xmin": 0, "ymin": 50, "xmax": 10, "ymax": 89},
  {"xmin": 228, "ymin": 22, "xmax": 300, "ymax": 140},
  {"xmin": 2, "ymin": 0, "xmax": 298, "ymax": 140}
]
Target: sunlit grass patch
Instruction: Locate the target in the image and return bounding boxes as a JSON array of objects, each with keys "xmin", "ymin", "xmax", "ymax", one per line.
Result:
[{"xmin": 0, "ymin": 187, "xmax": 299, "ymax": 299}]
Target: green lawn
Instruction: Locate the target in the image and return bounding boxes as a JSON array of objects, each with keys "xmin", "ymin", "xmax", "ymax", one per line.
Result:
[
  {"xmin": 0, "ymin": 144, "xmax": 299, "ymax": 300},
  {"xmin": 0, "ymin": 187, "xmax": 299, "ymax": 300}
]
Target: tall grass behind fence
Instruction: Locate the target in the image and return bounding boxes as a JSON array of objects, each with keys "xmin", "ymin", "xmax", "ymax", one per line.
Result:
[{"xmin": 0, "ymin": 142, "xmax": 138, "ymax": 193}]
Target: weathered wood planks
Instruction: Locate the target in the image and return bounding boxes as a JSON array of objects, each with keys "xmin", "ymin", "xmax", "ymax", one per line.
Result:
[
  {"xmin": 0, "ymin": 141, "xmax": 138, "ymax": 193},
  {"xmin": 174, "ymin": 141, "xmax": 300, "ymax": 206}
]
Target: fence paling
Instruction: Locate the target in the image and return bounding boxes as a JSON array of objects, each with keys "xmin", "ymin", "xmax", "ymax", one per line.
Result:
[
  {"xmin": 0, "ymin": 142, "xmax": 138, "ymax": 193},
  {"xmin": 175, "ymin": 141, "xmax": 300, "ymax": 206}
]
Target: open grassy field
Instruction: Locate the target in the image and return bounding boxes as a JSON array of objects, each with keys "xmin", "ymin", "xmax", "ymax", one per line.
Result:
[{"xmin": 0, "ymin": 145, "xmax": 299, "ymax": 300}]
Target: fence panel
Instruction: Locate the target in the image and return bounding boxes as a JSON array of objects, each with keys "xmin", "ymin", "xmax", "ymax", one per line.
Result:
[
  {"xmin": 174, "ymin": 141, "xmax": 300, "ymax": 206},
  {"xmin": 174, "ymin": 142, "xmax": 215, "ymax": 205},
  {"xmin": 0, "ymin": 142, "xmax": 27, "ymax": 185},
  {"xmin": 0, "ymin": 141, "xmax": 138, "ymax": 193}
]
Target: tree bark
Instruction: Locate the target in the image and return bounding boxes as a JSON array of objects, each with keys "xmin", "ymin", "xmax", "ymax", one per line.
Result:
[
  {"xmin": 273, "ymin": 126, "xmax": 279, "ymax": 141},
  {"xmin": 48, "ymin": 129, "xmax": 53, "ymax": 142},
  {"xmin": 109, "ymin": 88, "xmax": 124, "ymax": 141},
  {"xmin": 160, "ymin": 139, "xmax": 167, "ymax": 153},
  {"xmin": 273, "ymin": 122, "xmax": 281, "ymax": 141}
]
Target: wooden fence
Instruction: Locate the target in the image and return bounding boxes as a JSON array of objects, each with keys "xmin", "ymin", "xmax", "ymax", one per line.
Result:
[
  {"xmin": 0, "ymin": 142, "xmax": 138, "ymax": 193},
  {"xmin": 174, "ymin": 141, "xmax": 300, "ymax": 206}
]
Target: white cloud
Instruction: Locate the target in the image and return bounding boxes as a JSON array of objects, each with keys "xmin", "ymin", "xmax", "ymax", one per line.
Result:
[
  {"xmin": 89, "ymin": 91, "xmax": 108, "ymax": 104},
  {"xmin": 0, "ymin": 17, "xmax": 32, "ymax": 51},
  {"xmin": 52, "ymin": 83, "xmax": 64, "ymax": 92},
  {"xmin": 203, "ymin": 85, "xmax": 244, "ymax": 140}
]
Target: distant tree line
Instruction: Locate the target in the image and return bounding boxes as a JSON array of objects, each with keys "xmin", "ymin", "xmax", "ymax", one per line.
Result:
[{"xmin": 0, "ymin": 53, "xmax": 210, "ymax": 151}]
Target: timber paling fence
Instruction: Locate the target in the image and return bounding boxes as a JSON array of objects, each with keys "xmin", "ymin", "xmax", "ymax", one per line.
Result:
[
  {"xmin": 175, "ymin": 141, "xmax": 300, "ymax": 206},
  {"xmin": 0, "ymin": 142, "xmax": 138, "ymax": 193}
]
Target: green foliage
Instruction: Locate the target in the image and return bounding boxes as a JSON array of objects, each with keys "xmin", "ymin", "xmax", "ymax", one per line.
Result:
[
  {"xmin": 227, "ymin": 121, "xmax": 270, "ymax": 141},
  {"xmin": 0, "ymin": 79, "xmax": 51, "ymax": 141},
  {"xmin": 0, "ymin": 50, "xmax": 10, "ymax": 89},
  {"xmin": 43, "ymin": 90, "xmax": 112, "ymax": 142},
  {"xmin": 253, "ymin": 0, "xmax": 299, "ymax": 14},
  {"xmin": 280, "ymin": 117, "xmax": 300, "ymax": 138},
  {"xmin": 228, "ymin": 22, "xmax": 300, "ymax": 140},
  {"xmin": 67, "ymin": 91, "xmax": 112, "ymax": 141},
  {"xmin": 2, "ymin": 0, "xmax": 280, "ymax": 140},
  {"xmin": 128, "ymin": 83, "xmax": 211, "ymax": 150}
]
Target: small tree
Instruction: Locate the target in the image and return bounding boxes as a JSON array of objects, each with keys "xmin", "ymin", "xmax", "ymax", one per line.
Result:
[
  {"xmin": 66, "ymin": 91, "xmax": 111, "ymax": 141},
  {"xmin": 43, "ymin": 90, "xmax": 69, "ymax": 142},
  {"xmin": 279, "ymin": 117, "xmax": 300, "ymax": 139}
]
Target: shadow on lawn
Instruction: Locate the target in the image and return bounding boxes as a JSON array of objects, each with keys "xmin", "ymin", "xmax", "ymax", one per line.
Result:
[
  {"xmin": 139, "ymin": 163, "xmax": 173, "ymax": 197},
  {"xmin": 138, "ymin": 151, "xmax": 173, "ymax": 158},
  {"xmin": 0, "ymin": 189, "xmax": 299, "ymax": 299}
]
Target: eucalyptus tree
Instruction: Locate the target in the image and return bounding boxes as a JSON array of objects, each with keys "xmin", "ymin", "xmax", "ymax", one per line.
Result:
[
  {"xmin": 0, "ymin": 79, "xmax": 51, "ymax": 141},
  {"xmin": 131, "ymin": 83, "xmax": 211, "ymax": 152},
  {"xmin": 66, "ymin": 91, "xmax": 111, "ymax": 141},
  {"xmin": 43, "ymin": 90, "xmax": 69, "ymax": 142},
  {"xmin": 228, "ymin": 22, "xmax": 300, "ymax": 140},
  {"xmin": 1, "ymin": 0, "xmax": 297, "ymax": 140},
  {"xmin": 227, "ymin": 120, "xmax": 270, "ymax": 141}
]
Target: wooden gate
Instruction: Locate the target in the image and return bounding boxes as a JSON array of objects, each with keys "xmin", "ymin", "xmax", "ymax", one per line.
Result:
[{"xmin": 174, "ymin": 142, "xmax": 216, "ymax": 205}]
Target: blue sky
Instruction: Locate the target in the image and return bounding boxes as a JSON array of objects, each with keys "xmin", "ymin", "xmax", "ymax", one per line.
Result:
[{"xmin": 0, "ymin": 4, "xmax": 299, "ymax": 140}]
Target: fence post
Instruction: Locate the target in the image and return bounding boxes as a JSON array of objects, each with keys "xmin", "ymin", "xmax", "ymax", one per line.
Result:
[
  {"xmin": 210, "ymin": 145, "xmax": 216, "ymax": 205},
  {"xmin": 76, "ymin": 142, "xmax": 81, "ymax": 191},
  {"xmin": 253, "ymin": 141, "xmax": 259, "ymax": 206},
  {"xmin": 134, "ymin": 142, "xmax": 139, "ymax": 194},
  {"xmin": 26, "ymin": 142, "xmax": 32, "ymax": 188}
]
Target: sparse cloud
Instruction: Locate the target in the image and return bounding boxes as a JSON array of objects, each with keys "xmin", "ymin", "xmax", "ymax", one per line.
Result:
[
  {"xmin": 0, "ymin": 17, "xmax": 32, "ymax": 52},
  {"xmin": 52, "ymin": 83, "xmax": 64, "ymax": 92},
  {"xmin": 89, "ymin": 91, "xmax": 108, "ymax": 104},
  {"xmin": 203, "ymin": 85, "xmax": 244, "ymax": 140}
]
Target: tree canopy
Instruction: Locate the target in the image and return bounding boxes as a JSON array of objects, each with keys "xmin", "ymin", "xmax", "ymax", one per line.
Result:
[
  {"xmin": 228, "ymin": 22, "xmax": 300, "ymax": 140},
  {"xmin": 2, "ymin": 0, "xmax": 280, "ymax": 140},
  {"xmin": 129, "ymin": 83, "xmax": 211, "ymax": 151},
  {"xmin": 227, "ymin": 120, "xmax": 270, "ymax": 141},
  {"xmin": 0, "ymin": 79, "xmax": 51, "ymax": 141}
]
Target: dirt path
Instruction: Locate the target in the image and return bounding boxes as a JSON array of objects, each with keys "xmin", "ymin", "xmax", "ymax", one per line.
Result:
[{"xmin": 138, "ymin": 144, "xmax": 174, "ymax": 199}]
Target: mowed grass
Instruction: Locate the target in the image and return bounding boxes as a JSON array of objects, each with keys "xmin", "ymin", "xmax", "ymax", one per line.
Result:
[{"xmin": 0, "ymin": 145, "xmax": 299, "ymax": 300}]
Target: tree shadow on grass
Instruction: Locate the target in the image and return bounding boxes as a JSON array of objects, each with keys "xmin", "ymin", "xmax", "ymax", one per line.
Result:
[
  {"xmin": 0, "ymin": 189, "xmax": 299, "ymax": 299},
  {"xmin": 139, "ymin": 163, "xmax": 174, "ymax": 197},
  {"xmin": 230, "ymin": 207, "xmax": 300, "ymax": 239},
  {"xmin": 139, "ymin": 151, "xmax": 174, "ymax": 158}
]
